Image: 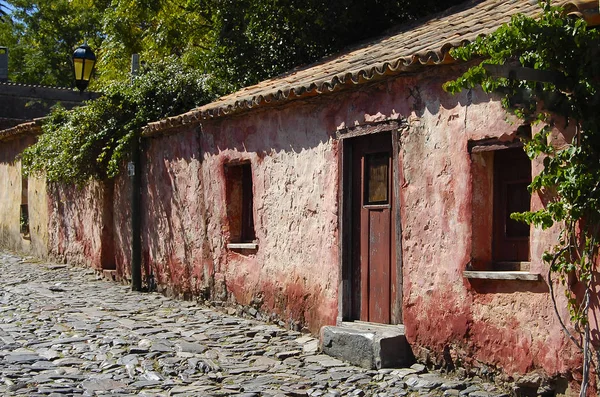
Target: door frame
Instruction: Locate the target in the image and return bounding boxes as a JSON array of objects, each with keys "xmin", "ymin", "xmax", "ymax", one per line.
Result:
[{"xmin": 337, "ymin": 120, "xmax": 404, "ymax": 325}]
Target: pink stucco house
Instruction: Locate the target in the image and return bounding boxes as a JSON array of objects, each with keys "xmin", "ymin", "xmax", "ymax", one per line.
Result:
[{"xmin": 1, "ymin": 0, "xmax": 598, "ymax": 391}]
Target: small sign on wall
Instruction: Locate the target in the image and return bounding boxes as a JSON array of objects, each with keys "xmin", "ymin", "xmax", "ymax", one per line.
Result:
[{"xmin": 127, "ymin": 161, "xmax": 135, "ymax": 177}]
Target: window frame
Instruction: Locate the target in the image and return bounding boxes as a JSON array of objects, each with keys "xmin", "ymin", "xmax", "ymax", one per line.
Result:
[
  {"xmin": 465, "ymin": 138, "xmax": 538, "ymax": 280},
  {"xmin": 224, "ymin": 161, "xmax": 257, "ymax": 250}
]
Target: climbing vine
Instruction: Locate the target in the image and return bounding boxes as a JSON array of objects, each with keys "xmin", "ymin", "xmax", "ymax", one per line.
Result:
[
  {"xmin": 21, "ymin": 57, "xmax": 226, "ymax": 184},
  {"xmin": 444, "ymin": 2, "xmax": 600, "ymax": 394}
]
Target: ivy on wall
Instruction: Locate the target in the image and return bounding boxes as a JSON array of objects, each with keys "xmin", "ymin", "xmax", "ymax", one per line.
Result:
[
  {"xmin": 444, "ymin": 2, "xmax": 600, "ymax": 393},
  {"xmin": 21, "ymin": 58, "xmax": 226, "ymax": 184}
]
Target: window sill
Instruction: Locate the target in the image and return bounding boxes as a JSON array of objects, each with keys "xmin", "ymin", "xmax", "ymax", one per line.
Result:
[
  {"xmin": 227, "ymin": 242, "xmax": 258, "ymax": 250},
  {"xmin": 463, "ymin": 271, "xmax": 540, "ymax": 281}
]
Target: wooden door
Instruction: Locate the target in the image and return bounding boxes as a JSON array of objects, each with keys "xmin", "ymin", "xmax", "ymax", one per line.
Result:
[
  {"xmin": 351, "ymin": 132, "xmax": 395, "ymax": 323},
  {"xmin": 493, "ymin": 148, "xmax": 531, "ymax": 262}
]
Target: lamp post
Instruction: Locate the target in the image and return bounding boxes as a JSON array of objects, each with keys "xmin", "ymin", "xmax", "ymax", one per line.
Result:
[
  {"xmin": 130, "ymin": 54, "xmax": 142, "ymax": 292},
  {"xmin": 72, "ymin": 43, "xmax": 96, "ymax": 92}
]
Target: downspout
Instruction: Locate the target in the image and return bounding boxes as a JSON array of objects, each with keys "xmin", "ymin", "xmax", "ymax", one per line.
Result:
[{"xmin": 130, "ymin": 53, "xmax": 142, "ymax": 291}]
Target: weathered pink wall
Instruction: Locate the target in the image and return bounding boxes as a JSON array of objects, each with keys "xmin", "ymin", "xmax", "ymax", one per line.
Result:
[
  {"xmin": 2, "ymin": 63, "xmax": 584, "ymax": 385},
  {"xmin": 134, "ymin": 65, "xmax": 585, "ymax": 380},
  {"xmin": 47, "ymin": 180, "xmax": 114, "ymax": 270},
  {"xmin": 140, "ymin": 127, "xmax": 209, "ymax": 298},
  {"xmin": 140, "ymin": 108, "xmax": 341, "ymax": 332},
  {"xmin": 389, "ymin": 70, "xmax": 582, "ymax": 380},
  {"xmin": 200, "ymin": 106, "xmax": 340, "ymax": 333},
  {"xmin": 112, "ymin": 171, "xmax": 132, "ymax": 281}
]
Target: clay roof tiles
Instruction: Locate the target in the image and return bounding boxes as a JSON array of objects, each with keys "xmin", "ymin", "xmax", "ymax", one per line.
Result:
[
  {"xmin": 0, "ymin": 120, "xmax": 42, "ymax": 142},
  {"xmin": 143, "ymin": 0, "xmax": 598, "ymax": 135}
]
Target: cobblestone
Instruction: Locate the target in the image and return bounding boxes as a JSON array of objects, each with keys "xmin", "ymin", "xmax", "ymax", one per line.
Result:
[{"xmin": 0, "ymin": 251, "xmax": 510, "ymax": 396}]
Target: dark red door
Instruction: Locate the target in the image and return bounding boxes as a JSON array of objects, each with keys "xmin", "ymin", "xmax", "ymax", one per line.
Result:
[{"xmin": 351, "ymin": 132, "xmax": 395, "ymax": 324}]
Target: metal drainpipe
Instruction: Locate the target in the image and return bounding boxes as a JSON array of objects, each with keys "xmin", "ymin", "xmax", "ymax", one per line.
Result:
[{"xmin": 130, "ymin": 54, "xmax": 142, "ymax": 291}]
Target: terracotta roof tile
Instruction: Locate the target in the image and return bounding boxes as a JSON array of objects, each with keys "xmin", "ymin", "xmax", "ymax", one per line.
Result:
[
  {"xmin": 143, "ymin": 0, "xmax": 598, "ymax": 135},
  {"xmin": 0, "ymin": 119, "xmax": 42, "ymax": 142}
]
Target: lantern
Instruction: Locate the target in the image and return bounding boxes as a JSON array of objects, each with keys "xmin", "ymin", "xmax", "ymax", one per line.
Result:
[{"xmin": 72, "ymin": 43, "xmax": 96, "ymax": 92}]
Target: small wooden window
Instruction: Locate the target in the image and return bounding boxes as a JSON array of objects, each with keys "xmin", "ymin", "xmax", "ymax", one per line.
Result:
[
  {"xmin": 364, "ymin": 152, "xmax": 389, "ymax": 205},
  {"xmin": 493, "ymin": 148, "xmax": 531, "ymax": 262},
  {"xmin": 504, "ymin": 181, "xmax": 530, "ymax": 238},
  {"xmin": 470, "ymin": 142, "xmax": 532, "ymax": 270},
  {"xmin": 225, "ymin": 162, "xmax": 255, "ymax": 243},
  {"xmin": 20, "ymin": 175, "xmax": 29, "ymax": 237}
]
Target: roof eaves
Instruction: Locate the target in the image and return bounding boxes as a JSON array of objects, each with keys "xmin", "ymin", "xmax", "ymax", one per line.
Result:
[
  {"xmin": 142, "ymin": 0, "xmax": 599, "ymax": 137},
  {"xmin": 0, "ymin": 119, "xmax": 43, "ymax": 142}
]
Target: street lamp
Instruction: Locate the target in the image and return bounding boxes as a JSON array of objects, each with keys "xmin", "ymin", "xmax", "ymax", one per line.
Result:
[{"xmin": 72, "ymin": 43, "xmax": 96, "ymax": 92}]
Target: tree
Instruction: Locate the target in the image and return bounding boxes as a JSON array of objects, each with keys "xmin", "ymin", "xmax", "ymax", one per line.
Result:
[
  {"xmin": 21, "ymin": 58, "xmax": 227, "ymax": 183},
  {"xmin": 204, "ymin": 0, "xmax": 466, "ymax": 89},
  {"xmin": 0, "ymin": 0, "xmax": 105, "ymax": 86},
  {"xmin": 0, "ymin": 2, "xmax": 9, "ymax": 22},
  {"xmin": 444, "ymin": 2, "xmax": 600, "ymax": 395},
  {"xmin": 97, "ymin": 0, "xmax": 214, "ymax": 84},
  {"xmin": 15, "ymin": 0, "xmax": 468, "ymax": 183},
  {"xmin": 1, "ymin": 0, "xmax": 466, "ymax": 89}
]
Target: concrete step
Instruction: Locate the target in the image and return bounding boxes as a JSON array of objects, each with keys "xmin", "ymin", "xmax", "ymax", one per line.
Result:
[{"xmin": 320, "ymin": 322, "xmax": 413, "ymax": 370}]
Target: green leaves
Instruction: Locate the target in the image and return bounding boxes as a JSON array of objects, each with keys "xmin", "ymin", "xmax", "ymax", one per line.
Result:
[
  {"xmin": 2, "ymin": 0, "xmax": 468, "ymax": 89},
  {"xmin": 21, "ymin": 58, "xmax": 226, "ymax": 183},
  {"xmin": 1, "ymin": 0, "xmax": 105, "ymax": 86},
  {"xmin": 205, "ymin": 0, "xmax": 466, "ymax": 89}
]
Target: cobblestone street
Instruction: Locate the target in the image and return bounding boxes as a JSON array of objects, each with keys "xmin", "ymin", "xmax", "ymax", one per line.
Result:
[{"xmin": 0, "ymin": 251, "xmax": 510, "ymax": 396}]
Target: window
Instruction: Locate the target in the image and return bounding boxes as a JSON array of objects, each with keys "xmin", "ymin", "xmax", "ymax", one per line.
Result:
[
  {"xmin": 492, "ymin": 147, "xmax": 531, "ymax": 263},
  {"xmin": 224, "ymin": 162, "xmax": 256, "ymax": 246},
  {"xmin": 20, "ymin": 175, "xmax": 29, "ymax": 238},
  {"xmin": 470, "ymin": 143, "xmax": 531, "ymax": 270},
  {"xmin": 364, "ymin": 152, "xmax": 390, "ymax": 205}
]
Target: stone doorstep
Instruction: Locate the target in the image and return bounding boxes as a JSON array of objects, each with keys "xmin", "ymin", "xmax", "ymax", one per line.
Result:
[{"xmin": 320, "ymin": 322, "xmax": 412, "ymax": 370}]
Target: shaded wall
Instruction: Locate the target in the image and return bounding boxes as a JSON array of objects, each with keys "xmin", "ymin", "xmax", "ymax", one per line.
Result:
[
  {"xmin": 200, "ymin": 104, "xmax": 340, "ymax": 333},
  {"xmin": 141, "ymin": 106, "xmax": 341, "ymax": 332},
  {"xmin": 140, "ymin": 127, "xmax": 208, "ymax": 297},
  {"xmin": 113, "ymin": 171, "xmax": 133, "ymax": 281},
  {"xmin": 0, "ymin": 135, "xmax": 48, "ymax": 256},
  {"xmin": 47, "ymin": 180, "xmax": 115, "ymax": 270},
  {"xmin": 0, "ymin": 83, "xmax": 97, "ymax": 125}
]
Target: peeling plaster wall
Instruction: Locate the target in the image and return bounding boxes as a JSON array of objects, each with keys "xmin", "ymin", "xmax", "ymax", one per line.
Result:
[
  {"xmin": 112, "ymin": 172, "xmax": 132, "ymax": 281},
  {"xmin": 135, "ymin": 65, "xmax": 583, "ymax": 378},
  {"xmin": 142, "ymin": 106, "xmax": 341, "ymax": 333},
  {"xmin": 47, "ymin": 180, "xmax": 114, "ymax": 270},
  {"xmin": 392, "ymin": 69, "xmax": 582, "ymax": 379},
  {"xmin": 0, "ymin": 63, "xmax": 585, "ymax": 381},
  {"xmin": 140, "ymin": 128, "xmax": 208, "ymax": 298},
  {"xmin": 0, "ymin": 136, "xmax": 48, "ymax": 257},
  {"xmin": 202, "ymin": 109, "xmax": 340, "ymax": 334}
]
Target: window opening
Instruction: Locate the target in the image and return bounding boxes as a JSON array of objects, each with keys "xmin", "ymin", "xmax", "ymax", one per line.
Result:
[
  {"xmin": 20, "ymin": 175, "xmax": 29, "ymax": 237},
  {"xmin": 504, "ymin": 181, "xmax": 530, "ymax": 238},
  {"xmin": 470, "ymin": 144, "xmax": 531, "ymax": 270},
  {"xmin": 493, "ymin": 147, "xmax": 531, "ymax": 262},
  {"xmin": 225, "ymin": 162, "xmax": 255, "ymax": 243}
]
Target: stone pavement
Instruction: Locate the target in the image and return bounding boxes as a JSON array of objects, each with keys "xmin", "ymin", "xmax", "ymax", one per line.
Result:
[{"xmin": 0, "ymin": 251, "xmax": 510, "ymax": 397}]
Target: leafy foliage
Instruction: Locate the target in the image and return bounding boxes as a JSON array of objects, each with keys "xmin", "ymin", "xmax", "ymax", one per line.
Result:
[
  {"xmin": 444, "ymin": 2, "xmax": 600, "ymax": 392},
  {"xmin": 21, "ymin": 58, "xmax": 226, "ymax": 183},
  {"xmin": 204, "ymin": 0, "xmax": 466, "ymax": 89},
  {"xmin": 97, "ymin": 0, "xmax": 214, "ymax": 84},
  {"xmin": 0, "ymin": 0, "xmax": 105, "ymax": 86},
  {"xmin": 1, "ymin": 0, "xmax": 466, "ymax": 88}
]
